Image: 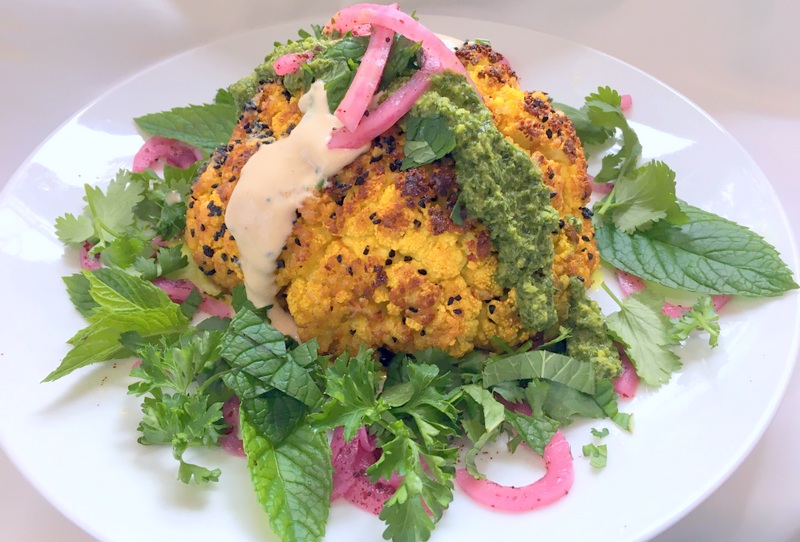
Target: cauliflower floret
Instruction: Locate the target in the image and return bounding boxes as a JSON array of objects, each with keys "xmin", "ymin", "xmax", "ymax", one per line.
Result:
[{"xmin": 185, "ymin": 43, "xmax": 601, "ymax": 358}]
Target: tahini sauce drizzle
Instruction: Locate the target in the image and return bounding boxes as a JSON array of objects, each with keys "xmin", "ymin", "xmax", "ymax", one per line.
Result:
[{"xmin": 225, "ymin": 80, "xmax": 367, "ymax": 336}]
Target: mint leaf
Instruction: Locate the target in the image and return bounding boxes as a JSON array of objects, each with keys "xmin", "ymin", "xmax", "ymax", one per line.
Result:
[
  {"xmin": 596, "ymin": 202, "xmax": 799, "ymax": 296},
  {"xmin": 45, "ymin": 268, "xmax": 189, "ymax": 381},
  {"xmin": 134, "ymin": 99, "xmax": 238, "ymax": 154},
  {"xmin": 62, "ymin": 273, "xmax": 98, "ymax": 317},
  {"xmin": 402, "ymin": 114, "xmax": 456, "ymax": 169},
  {"xmin": 605, "ymin": 288, "xmax": 680, "ymax": 387},
  {"xmin": 594, "ymin": 160, "xmax": 688, "ymax": 233},
  {"xmin": 242, "ymin": 419, "xmax": 332, "ymax": 542},
  {"xmin": 505, "ymin": 410, "xmax": 559, "ymax": 456},
  {"xmin": 482, "ymin": 350, "xmax": 597, "ymax": 395},
  {"xmin": 220, "ymin": 309, "xmax": 324, "ymax": 408}
]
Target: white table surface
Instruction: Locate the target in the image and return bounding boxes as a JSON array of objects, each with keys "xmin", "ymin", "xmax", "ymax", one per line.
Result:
[{"xmin": 1, "ymin": 1, "xmax": 798, "ymax": 540}]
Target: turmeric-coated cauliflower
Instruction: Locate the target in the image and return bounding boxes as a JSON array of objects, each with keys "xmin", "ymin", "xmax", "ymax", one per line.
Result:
[{"xmin": 185, "ymin": 43, "xmax": 600, "ymax": 357}]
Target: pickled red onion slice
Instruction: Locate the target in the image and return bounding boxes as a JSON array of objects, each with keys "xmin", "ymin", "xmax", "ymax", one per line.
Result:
[
  {"xmin": 150, "ymin": 277, "xmax": 233, "ymax": 318},
  {"xmin": 273, "ymin": 51, "xmax": 316, "ymax": 76},
  {"xmin": 80, "ymin": 241, "xmax": 101, "ymax": 271},
  {"xmin": 615, "ymin": 269, "xmax": 730, "ymax": 316},
  {"xmin": 325, "ymin": 3, "xmax": 466, "ymax": 77},
  {"xmin": 220, "ymin": 396, "xmax": 245, "ymax": 457},
  {"xmin": 613, "ymin": 348, "xmax": 639, "ymax": 399},
  {"xmin": 455, "ymin": 431, "xmax": 574, "ymax": 512},
  {"xmin": 329, "ymin": 426, "xmax": 401, "ymax": 514},
  {"xmin": 132, "ymin": 136, "xmax": 202, "ymax": 172},
  {"xmin": 328, "ymin": 68, "xmax": 432, "ymax": 149},
  {"xmin": 335, "ymin": 24, "xmax": 395, "ymax": 131}
]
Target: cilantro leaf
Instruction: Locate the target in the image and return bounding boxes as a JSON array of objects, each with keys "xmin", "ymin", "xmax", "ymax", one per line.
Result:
[
  {"xmin": 594, "ymin": 160, "xmax": 688, "ymax": 232},
  {"xmin": 45, "ymin": 268, "xmax": 190, "ymax": 381},
  {"xmin": 134, "ymin": 95, "xmax": 238, "ymax": 154},
  {"xmin": 669, "ymin": 295, "xmax": 721, "ymax": 347},
  {"xmin": 583, "ymin": 86, "xmax": 642, "ymax": 184},
  {"xmin": 596, "ymin": 202, "xmax": 799, "ymax": 297},
  {"xmin": 582, "ymin": 443, "xmax": 608, "ymax": 469},
  {"xmin": 242, "ymin": 419, "xmax": 332, "ymax": 542},
  {"xmin": 604, "ymin": 287, "xmax": 681, "ymax": 387}
]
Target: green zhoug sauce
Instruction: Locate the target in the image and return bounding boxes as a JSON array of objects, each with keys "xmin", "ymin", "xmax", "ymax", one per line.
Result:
[
  {"xmin": 565, "ymin": 278, "xmax": 622, "ymax": 380},
  {"xmin": 412, "ymin": 72, "xmax": 560, "ymax": 332}
]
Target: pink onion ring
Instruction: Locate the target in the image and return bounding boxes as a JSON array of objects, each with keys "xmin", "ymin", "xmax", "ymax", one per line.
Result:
[
  {"xmin": 325, "ymin": 3, "xmax": 473, "ymax": 149},
  {"xmin": 328, "ymin": 67, "xmax": 432, "ymax": 149},
  {"xmin": 273, "ymin": 51, "xmax": 315, "ymax": 76},
  {"xmin": 620, "ymin": 94, "xmax": 633, "ymax": 112},
  {"xmin": 613, "ymin": 348, "xmax": 639, "ymax": 399},
  {"xmin": 220, "ymin": 396, "xmax": 245, "ymax": 457},
  {"xmin": 335, "ymin": 24, "xmax": 395, "ymax": 131},
  {"xmin": 80, "ymin": 241, "xmax": 101, "ymax": 271},
  {"xmin": 150, "ymin": 277, "xmax": 233, "ymax": 318},
  {"xmin": 132, "ymin": 136, "xmax": 202, "ymax": 173},
  {"xmin": 330, "ymin": 426, "xmax": 401, "ymax": 515},
  {"xmin": 615, "ymin": 269, "xmax": 730, "ymax": 316},
  {"xmin": 455, "ymin": 430, "xmax": 574, "ymax": 512}
]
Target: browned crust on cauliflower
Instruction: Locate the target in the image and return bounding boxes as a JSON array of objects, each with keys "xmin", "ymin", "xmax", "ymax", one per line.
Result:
[{"xmin": 185, "ymin": 43, "xmax": 599, "ymax": 357}]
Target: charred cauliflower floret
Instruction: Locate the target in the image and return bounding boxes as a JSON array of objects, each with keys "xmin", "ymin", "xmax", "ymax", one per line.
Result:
[{"xmin": 185, "ymin": 43, "xmax": 601, "ymax": 358}]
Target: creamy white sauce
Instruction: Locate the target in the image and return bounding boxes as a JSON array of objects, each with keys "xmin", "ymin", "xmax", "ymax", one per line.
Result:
[{"xmin": 225, "ymin": 80, "xmax": 367, "ymax": 335}]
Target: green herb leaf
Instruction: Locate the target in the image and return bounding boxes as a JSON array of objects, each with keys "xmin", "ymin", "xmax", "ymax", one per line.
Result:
[
  {"xmin": 134, "ymin": 97, "xmax": 238, "ymax": 154},
  {"xmin": 596, "ymin": 202, "xmax": 799, "ymax": 296},
  {"xmin": 242, "ymin": 419, "xmax": 332, "ymax": 542},
  {"xmin": 45, "ymin": 268, "xmax": 189, "ymax": 381},
  {"xmin": 669, "ymin": 295, "xmax": 721, "ymax": 347},
  {"xmin": 605, "ymin": 287, "xmax": 680, "ymax": 387},
  {"xmin": 582, "ymin": 443, "xmax": 608, "ymax": 469},
  {"xmin": 594, "ymin": 160, "xmax": 688, "ymax": 233},
  {"xmin": 62, "ymin": 273, "xmax": 98, "ymax": 318},
  {"xmin": 482, "ymin": 350, "xmax": 597, "ymax": 395},
  {"xmin": 220, "ymin": 308, "xmax": 323, "ymax": 408},
  {"xmin": 505, "ymin": 410, "xmax": 559, "ymax": 456},
  {"xmin": 401, "ymin": 114, "xmax": 456, "ymax": 170}
]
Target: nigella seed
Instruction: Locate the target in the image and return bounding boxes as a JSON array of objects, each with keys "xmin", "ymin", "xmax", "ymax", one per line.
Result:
[
  {"xmin": 350, "ymin": 329, "xmax": 356, "ymax": 335},
  {"xmin": 347, "ymin": 266, "xmax": 353, "ymax": 276},
  {"xmin": 388, "ymin": 249, "xmax": 396, "ymax": 258},
  {"xmin": 488, "ymin": 304, "xmax": 496, "ymax": 314},
  {"xmin": 369, "ymin": 212, "xmax": 377, "ymax": 220},
  {"xmin": 385, "ymin": 259, "xmax": 393, "ymax": 266},
  {"xmin": 409, "ymin": 307, "xmax": 418, "ymax": 313},
  {"xmin": 276, "ymin": 259, "xmax": 285, "ymax": 268},
  {"xmin": 418, "ymin": 269, "xmax": 428, "ymax": 275},
  {"xmin": 447, "ymin": 297, "xmax": 454, "ymax": 306},
  {"xmin": 413, "ymin": 219, "xmax": 422, "ymax": 227},
  {"xmin": 372, "ymin": 218, "xmax": 382, "ymax": 224},
  {"xmin": 420, "ymin": 329, "xmax": 426, "ymax": 336},
  {"xmin": 403, "ymin": 256, "xmax": 412, "ymax": 262},
  {"xmin": 363, "ymin": 246, "xmax": 370, "ymax": 255},
  {"xmin": 546, "ymin": 128, "xmax": 553, "ymax": 139},
  {"xmin": 455, "ymin": 295, "xmax": 461, "ymax": 301},
  {"xmin": 581, "ymin": 235, "xmax": 591, "ymax": 242},
  {"xmin": 550, "ymin": 191, "xmax": 557, "ymax": 199},
  {"xmin": 336, "ymin": 254, "xmax": 343, "ymax": 263},
  {"xmin": 294, "ymin": 237, "xmax": 302, "ymax": 246},
  {"xmin": 453, "ymin": 308, "xmax": 463, "ymax": 315},
  {"xmin": 202, "ymin": 245, "xmax": 214, "ymax": 257},
  {"xmin": 588, "ymin": 253, "xmax": 594, "ymax": 260}
]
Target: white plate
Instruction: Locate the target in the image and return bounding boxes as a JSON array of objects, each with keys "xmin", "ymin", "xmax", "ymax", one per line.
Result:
[{"xmin": 0, "ymin": 14, "xmax": 797, "ymax": 542}]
